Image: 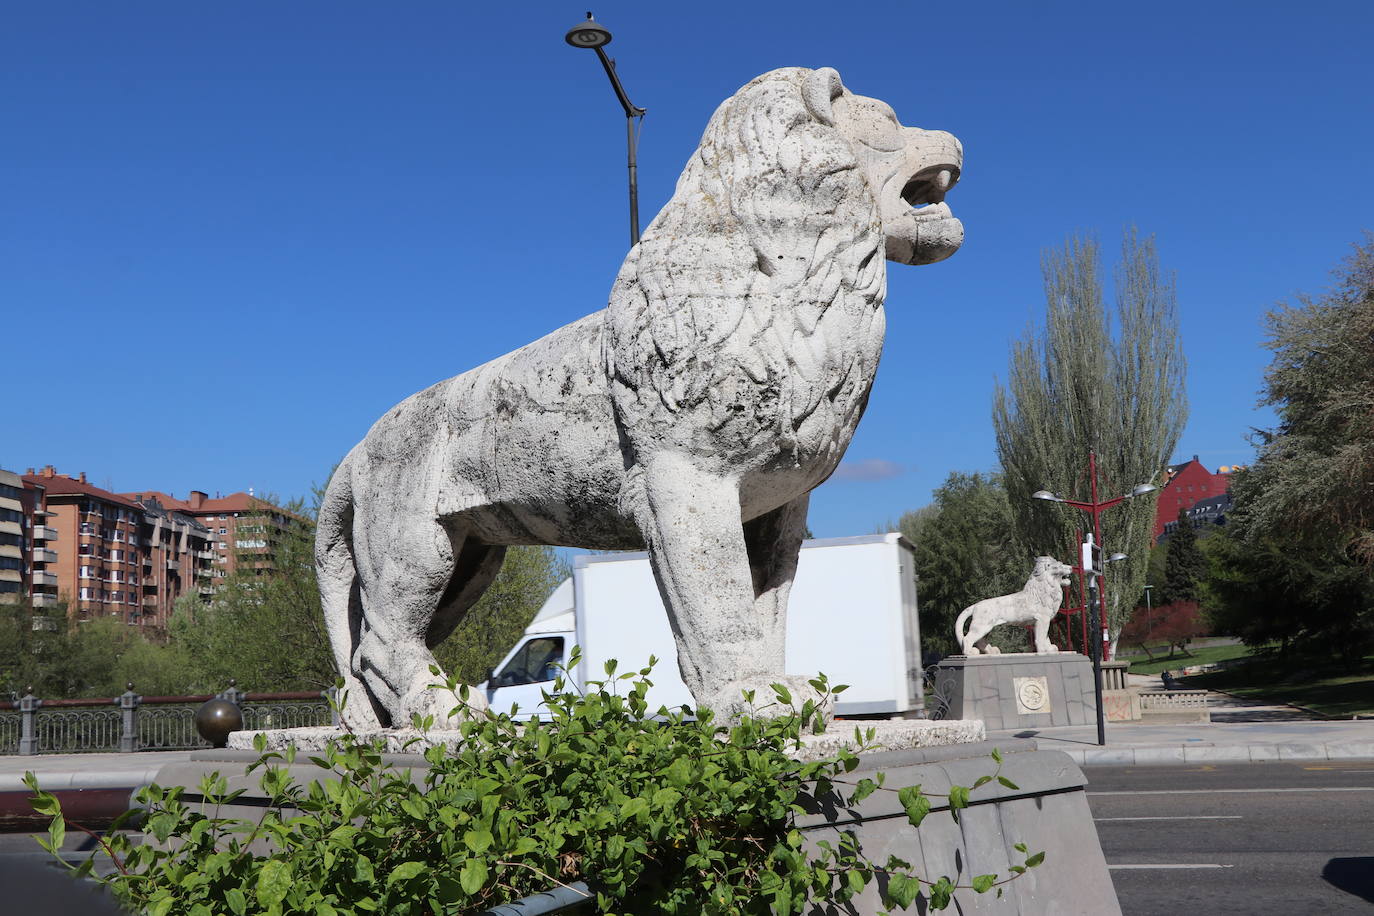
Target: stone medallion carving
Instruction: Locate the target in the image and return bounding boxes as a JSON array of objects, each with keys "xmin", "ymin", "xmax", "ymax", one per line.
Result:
[{"xmin": 1014, "ymin": 676, "xmax": 1051, "ymax": 715}]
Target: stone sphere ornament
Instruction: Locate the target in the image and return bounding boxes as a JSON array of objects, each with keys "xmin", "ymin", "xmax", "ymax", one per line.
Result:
[
  {"xmin": 195, "ymin": 698, "xmax": 244, "ymax": 748},
  {"xmin": 316, "ymin": 66, "xmax": 965, "ymax": 730}
]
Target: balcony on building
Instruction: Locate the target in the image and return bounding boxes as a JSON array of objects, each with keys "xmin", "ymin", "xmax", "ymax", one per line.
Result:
[
  {"xmin": 33, "ymin": 570, "xmax": 58, "ymax": 587},
  {"xmin": 32, "ymin": 547, "xmax": 58, "ymax": 564},
  {"xmin": 32, "ymin": 594, "xmax": 60, "ymax": 609},
  {"xmin": 33, "ymin": 525, "xmax": 58, "ymax": 542}
]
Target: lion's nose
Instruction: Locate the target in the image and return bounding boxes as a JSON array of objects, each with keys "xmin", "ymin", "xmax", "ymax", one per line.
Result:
[{"xmin": 903, "ymin": 127, "xmax": 963, "ymax": 175}]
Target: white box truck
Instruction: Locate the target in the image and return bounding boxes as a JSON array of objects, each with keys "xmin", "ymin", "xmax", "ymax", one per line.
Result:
[{"xmin": 478, "ymin": 533, "xmax": 923, "ymax": 719}]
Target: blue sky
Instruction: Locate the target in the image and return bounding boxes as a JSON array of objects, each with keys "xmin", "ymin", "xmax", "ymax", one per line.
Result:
[{"xmin": 4, "ymin": 1, "xmax": 1371, "ymax": 536}]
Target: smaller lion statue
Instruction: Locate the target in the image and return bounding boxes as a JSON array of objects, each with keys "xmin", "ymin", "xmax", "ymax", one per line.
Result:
[{"xmin": 954, "ymin": 557, "xmax": 1074, "ymax": 656}]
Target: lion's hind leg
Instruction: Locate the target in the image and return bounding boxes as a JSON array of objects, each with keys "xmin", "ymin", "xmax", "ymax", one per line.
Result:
[{"xmin": 350, "ymin": 509, "xmax": 487, "ymax": 728}]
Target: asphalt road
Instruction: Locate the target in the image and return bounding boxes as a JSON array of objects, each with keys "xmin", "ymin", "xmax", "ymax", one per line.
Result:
[{"xmin": 1085, "ymin": 759, "xmax": 1374, "ymax": 915}]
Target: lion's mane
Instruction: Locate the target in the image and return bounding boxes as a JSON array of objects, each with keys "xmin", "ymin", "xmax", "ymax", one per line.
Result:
[{"xmin": 606, "ymin": 68, "xmax": 888, "ymax": 464}]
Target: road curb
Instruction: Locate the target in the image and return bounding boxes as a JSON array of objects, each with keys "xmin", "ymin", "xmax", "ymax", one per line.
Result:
[{"xmin": 1069, "ymin": 741, "xmax": 1374, "ymax": 766}]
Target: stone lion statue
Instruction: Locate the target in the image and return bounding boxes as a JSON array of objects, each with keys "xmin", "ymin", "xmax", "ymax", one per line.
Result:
[
  {"xmin": 954, "ymin": 557, "xmax": 1074, "ymax": 656},
  {"xmin": 316, "ymin": 67, "xmax": 964, "ymax": 729}
]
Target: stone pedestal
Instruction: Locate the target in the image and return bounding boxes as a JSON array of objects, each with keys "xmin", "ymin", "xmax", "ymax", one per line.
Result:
[
  {"xmin": 799, "ymin": 739, "xmax": 1120, "ymax": 914},
  {"xmin": 933, "ymin": 654, "xmax": 1098, "ymax": 730}
]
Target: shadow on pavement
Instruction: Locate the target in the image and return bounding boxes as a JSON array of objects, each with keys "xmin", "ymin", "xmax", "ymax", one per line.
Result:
[
  {"xmin": 0, "ymin": 854, "xmax": 123, "ymax": 915},
  {"xmin": 1210, "ymin": 708, "xmax": 1320, "ymax": 723},
  {"xmin": 1322, "ymin": 857, "xmax": 1374, "ymax": 904}
]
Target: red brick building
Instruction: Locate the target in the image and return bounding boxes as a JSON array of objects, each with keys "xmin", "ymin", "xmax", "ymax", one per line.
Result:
[
  {"xmin": 1153, "ymin": 456, "xmax": 1242, "ymax": 541},
  {"xmin": 121, "ymin": 490, "xmax": 296, "ymax": 577}
]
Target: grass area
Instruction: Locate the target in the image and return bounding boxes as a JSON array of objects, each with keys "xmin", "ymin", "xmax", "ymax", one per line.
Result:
[
  {"xmin": 1125, "ymin": 643, "xmax": 1257, "ymax": 676},
  {"xmin": 1182, "ymin": 654, "xmax": 1374, "ymax": 718}
]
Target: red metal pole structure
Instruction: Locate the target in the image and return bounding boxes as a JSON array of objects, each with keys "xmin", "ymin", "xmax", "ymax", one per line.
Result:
[
  {"xmin": 1033, "ymin": 451, "xmax": 1157, "ymax": 661},
  {"xmin": 1088, "ymin": 451, "xmax": 1111, "ymax": 661}
]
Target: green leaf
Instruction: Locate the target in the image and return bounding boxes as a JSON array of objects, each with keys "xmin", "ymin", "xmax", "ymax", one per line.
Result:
[
  {"xmin": 990, "ymin": 747, "xmax": 1003, "ymax": 764},
  {"xmin": 460, "ymin": 857, "xmax": 488, "ymax": 896},
  {"xmin": 882, "ymin": 872, "xmax": 919, "ymax": 909},
  {"xmin": 47, "ymin": 815, "xmax": 64, "ymax": 852},
  {"xmin": 771, "ymin": 683, "xmax": 793, "ymax": 704},
  {"xmin": 948, "ymin": 784, "xmax": 970, "ymax": 822},
  {"xmin": 1025, "ymin": 850, "xmax": 1046, "ymax": 868},
  {"xmin": 929, "ymin": 876, "xmax": 954, "ymax": 910},
  {"xmin": 846, "ymin": 869, "xmax": 866, "ymax": 895},
  {"xmin": 464, "ymin": 828, "xmax": 493, "ymax": 854},
  {"xmin": 998, "ymin": 775, "xmax": 1021, "ymax": 790},
  {"xmin": 257, "ymin": 859, "xmax": 292, "ymax": 907},
  {"xmin": 387, "ymin": 860, "xmax": 427, "ymax": 886},
  {"xmin": 1014, "ymin": 842, "xmax": 1028, "ymax": 853},
  {"xmin": 898, "ymin": 786, "xmax": 931, "ymax": 827},
  {"xmin": 972, "ymin": 873, "xmax": 997, "ymax": 893},
  {"xmin": 224, "ymin": 887, "xmax": 247, "ymax": 915}
]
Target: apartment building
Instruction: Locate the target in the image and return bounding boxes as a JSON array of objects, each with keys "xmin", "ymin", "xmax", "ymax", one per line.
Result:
[
  {"xmin": 122, "ymin": 489, "xmax": 297, "ymax": 577},
  {"xmin": 0, "ymin": 468, "xmax": 59, "ymax": 612},
  {"xmin": 20, "ymin": 467, "xmax": 216, "ymax": 627}
]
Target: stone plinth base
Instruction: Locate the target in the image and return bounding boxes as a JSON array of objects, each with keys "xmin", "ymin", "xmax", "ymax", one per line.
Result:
[
  {"xmin": 799, "ymin": 739, "xmax": 1121, "ymax": 914},
  {"xmin": 151, "ymin": 737, "xmax": 1119, "ymax": 912},
  {"xmin": 933, "ymin": 653, "xmax": 1098, "ymax": 729},
  {"xmin": 228, "ymin": 718, "xmax": 985, "ymax": 761}
]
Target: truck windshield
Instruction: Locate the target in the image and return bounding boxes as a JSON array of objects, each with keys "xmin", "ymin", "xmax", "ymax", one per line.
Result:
[{"xmin": 497, "ymin": 636, "xmax": 565, "ymax": 686}]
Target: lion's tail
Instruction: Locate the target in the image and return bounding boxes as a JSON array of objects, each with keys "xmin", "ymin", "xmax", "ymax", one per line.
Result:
[
  {"xmin": 953, "ymin": 605, "xmax": 974, "ymax": 651},
  {"xmin": 316, "ymin": 448, "xmax": 362, "ymax": 698}
]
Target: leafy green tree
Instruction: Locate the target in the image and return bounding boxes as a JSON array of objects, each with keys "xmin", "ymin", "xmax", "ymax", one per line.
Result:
[
  {"xmin": 170, "ymin": 496, "xmax": 334, "ymax": 693},
  {"xmin": 1203, "ymin": 470, "xmax": 1373, "ymax": 663},
  {"xmin": 1243, "ymin": 232, "xmax": 1374, "ymax": 563},
  {"xmin": 910, "ymin": 472, "xmax": 1026, "ymax": 657},
  {"xmin": 1161, "ymin": 508, "xmax": 1206, "ymax": 606},
  {"xmin": 993, "ymin": 229, "xmax": 1187, "ymax": 649},
  {"xmin": 0, "ymin": 598, "xmax": 65, "ymax": 698},
  {"xmin": 432, "ymin": 545, "xmax": 568, "ymax": 684}
]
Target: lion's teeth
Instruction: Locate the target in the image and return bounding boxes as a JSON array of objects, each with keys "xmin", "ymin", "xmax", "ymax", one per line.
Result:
[{"xmin": 935, "ymin": 169, "xmax": 952, "ymax": 192}]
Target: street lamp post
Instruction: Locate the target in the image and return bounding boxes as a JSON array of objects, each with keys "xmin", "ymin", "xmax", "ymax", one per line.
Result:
[
  {"xmin": 1143, "ymin": 584, "xmax": 1154, "ymax": 642},
  {"xmin": 1031, "ymin": 450, "xmax": 1157, "ymax": 663},
  {"xmin": 565, "ymin": 12, "xmax": 647, "ymax": 247},
  {"xmin": 1033, "ymin": 451, "xmax": 1156, "ymax": 747}
]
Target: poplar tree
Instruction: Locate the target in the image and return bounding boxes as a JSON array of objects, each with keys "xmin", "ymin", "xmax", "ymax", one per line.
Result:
[{"xmin": 992, "ymin": 230, "xmax": 1188, "ymax": 649}]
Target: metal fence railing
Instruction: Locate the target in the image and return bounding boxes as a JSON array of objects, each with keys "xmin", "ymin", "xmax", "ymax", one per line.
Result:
[{"xmin": 1, "ymin": 685, "xmax": 336, "ymax": 755}]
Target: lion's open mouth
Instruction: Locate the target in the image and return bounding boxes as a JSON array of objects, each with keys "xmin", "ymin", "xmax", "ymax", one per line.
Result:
[{"xmin": 900, "ymin": 166, "xmax": 959, "ymax": 221}]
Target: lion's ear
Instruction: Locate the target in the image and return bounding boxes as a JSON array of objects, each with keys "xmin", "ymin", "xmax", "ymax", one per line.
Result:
[{"xmin": 802, "ymin": 67, "xmax": 844, "ymax": 126}]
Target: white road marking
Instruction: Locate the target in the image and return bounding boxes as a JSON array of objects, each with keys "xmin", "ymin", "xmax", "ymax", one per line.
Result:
[
  {"xmin": 1089, "ymin": 787, "xmax": 1374, "ymax": 796},
  {"xmin": 1095, "ymin": 815, "xmax": 1243, "ymax": 821},
  {"xmin": 1109, "ymin": 864, "xmax": 1234, "ymax": 870}
]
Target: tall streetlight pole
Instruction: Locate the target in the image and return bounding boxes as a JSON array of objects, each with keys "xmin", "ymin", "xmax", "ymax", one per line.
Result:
[
  {"xmin": 565, "ymin": 12, "xmax": 647, "ymax": 248},
  {"xmin": 1033, "ymin": 451, "xmax": 1156, "ymax": 746},
  {"xmin": 1032, "ymin": 450, "xmax": 1157, "ymax": 663}
]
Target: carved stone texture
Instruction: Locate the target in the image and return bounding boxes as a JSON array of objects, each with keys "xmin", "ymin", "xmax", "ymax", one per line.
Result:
[
  {"xmin": 954, "ymin": 557, "xmax": 1074, "ymax": 656},
  {"xmin": 315, "ymin": 67, "xmax": 964, "ymax": 730}
]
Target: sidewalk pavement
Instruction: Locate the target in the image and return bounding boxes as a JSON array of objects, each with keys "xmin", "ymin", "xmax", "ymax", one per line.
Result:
[
  {"xmin": 993, "ymin": 677, "xmax": 1374, "ymax": 765},
  {"xmin": 6, "ymin": 701, "xmax": 1374, "ymax": 793}
]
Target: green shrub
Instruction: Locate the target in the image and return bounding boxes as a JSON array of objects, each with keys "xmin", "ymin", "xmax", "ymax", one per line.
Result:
[{"xmin": 27, "ymin": 656, "xmax": 1041, "ymax": 914}]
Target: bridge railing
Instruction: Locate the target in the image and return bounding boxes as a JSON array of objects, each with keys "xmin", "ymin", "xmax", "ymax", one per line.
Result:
[{"xmin": 0, "ymin": 683, "xmax": 337, "ymax": 755}]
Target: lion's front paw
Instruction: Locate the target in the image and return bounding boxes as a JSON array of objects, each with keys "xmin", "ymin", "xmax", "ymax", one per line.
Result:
[
  {"xmin": 1036, "ymin": 643, "xmax": 1061, "ymax": 655},
  {"xmin": 400, "ymin": 682, "xmax": 488, "ymax": 728},
  {"xmin": 987, "ymin": 647, "xmax": 1002, "ymax": 655}
]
